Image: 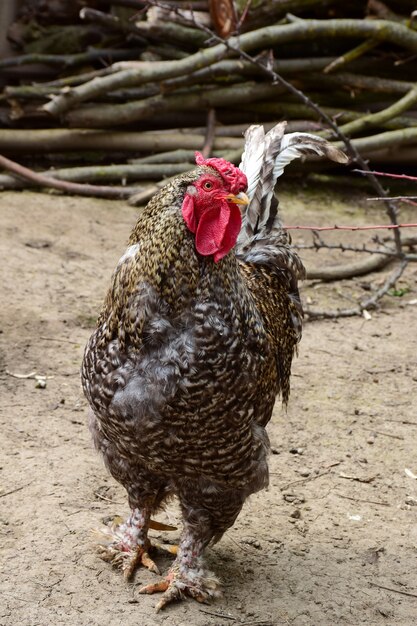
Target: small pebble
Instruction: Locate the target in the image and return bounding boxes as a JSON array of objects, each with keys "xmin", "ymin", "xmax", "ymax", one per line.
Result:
[
  {"xmin": 289, "ymin": 447, "xmax": 304, "ymax": 455},
  {"xmin": 283, "ymin": 493, "xmax": 305, "ymax": 504},
  {"xmin": 377, "ymin": 605, "xmax": 393, "ymax": 618},
  {"xmin": 243, "ymin": 537, "xmax": 261, "ymax": 549},
  {"xmin": 283, "ymin": 493, "xmax": 296, "ymax": 502}
]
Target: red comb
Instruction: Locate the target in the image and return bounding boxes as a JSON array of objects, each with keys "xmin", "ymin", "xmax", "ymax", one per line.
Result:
[{"xmin": 195, "ymin": 152, "xmax": 247, "ymax": 194}]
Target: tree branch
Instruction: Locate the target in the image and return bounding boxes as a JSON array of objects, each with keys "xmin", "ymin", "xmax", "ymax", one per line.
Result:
[
  {"xmin": 305, "ymin": 260, "xmax": 409, "ymax": 319},
  {"xmin": 42, "ymin": 18, "xmax": 417, "ymax": 116},
  {"xmin": 0, "ymin": 128, "xmax": 242, "ymax": 153},
  {"xmin": 64, "ymin": 81, "xmax": 286, "ymax": 127},
  {"xmin": 0, "ymin": 154, "xmax": 140, "ymax": 199},
  {"xmin": 175, "ymin": 10, "xmax": 407, "ymax": 257},
  {"xmin": 334, "ymin": 87, "xmax": 417, "ymax": 138}
]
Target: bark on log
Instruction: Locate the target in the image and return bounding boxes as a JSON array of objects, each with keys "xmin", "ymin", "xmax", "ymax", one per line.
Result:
[
  {"xmin": 0, "ymin": 154, "xmax": 141, "ymax": 198},
  {"xmin": 0, "ymin": 162, "xmax": 194, "ymax": 189},
  {"xmin": 0, "ymin": 129, "xmax": 242, "ymax": 153},
  {"xmin": 64, "ymin": 82, "xmax": 287, "ymax": 127},
  {"xmin": 234, "ymin": 102, "xmax": 417, "ymax": 132},
  {"xmin": 306, "ymin": 253, "xmax": 393, "ymax": 281},
  {"xmin": 42, "ymin": 19, "xmax": 417, "ymax": 116},
  {"xmin": 335, "ymin": 127, "xmax": 417, "ymax": 153},
  {"xmin": 336, "ymin": 88, "xmax": 417, "ymax": 137},
  {"xmin": 0, "ymin": 49, "xmax": 144, "ymax": 70}
]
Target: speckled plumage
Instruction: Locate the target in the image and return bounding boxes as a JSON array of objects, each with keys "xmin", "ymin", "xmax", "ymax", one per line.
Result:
[{"xmin": 81, "ymin": 128, "xmax": 344, "ymax": 609}]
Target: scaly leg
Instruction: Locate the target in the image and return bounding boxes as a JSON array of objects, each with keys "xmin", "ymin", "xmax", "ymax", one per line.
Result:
[
  {"xmin": 89, "ymin": 447, "xmax": 172, "ymax": 580},
  {"xmin": 139, "ymin": 529, "xmax": 221, "ymax": 611},
  {"xmin": 95, "ymin": 507, "xmax": 160, "ymax": 579},
  {"xmin": 139, "ymin": 484, "xmax": 244, "ymax": 611}
]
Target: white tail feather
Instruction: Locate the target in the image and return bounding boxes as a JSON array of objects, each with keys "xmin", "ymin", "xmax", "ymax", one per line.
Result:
[
  {"xmin": 239, "ymin": 125, "xmax": 266, "ymax": 202},
  {"xmin": 272, "ymin": 131, "xmax": 348, "ymax": 183},
  {"xmin": 238, "ymin": 123, "xmax": 348, "ymax": 247}
]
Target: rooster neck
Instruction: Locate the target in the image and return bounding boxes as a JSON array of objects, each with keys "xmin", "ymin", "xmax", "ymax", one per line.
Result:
[
  {"xmin": 99, "ymin": 175, "xmax": 247, "ymax": 346},
  {"xmin": 126, "ymin": 172, "xmax": 244, "ymax": 299}
]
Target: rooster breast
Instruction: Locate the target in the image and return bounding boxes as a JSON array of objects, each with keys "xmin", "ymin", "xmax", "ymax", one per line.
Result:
[{"xmin": 82, "ymin": 198, "xmax": 277, "ymax": 500}]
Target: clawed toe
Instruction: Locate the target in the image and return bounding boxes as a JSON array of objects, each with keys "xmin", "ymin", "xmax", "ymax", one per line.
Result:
[
  {"xmin": 138, "ymin": 566, "xmax": 221, "ymax": 611},
  {"xmin": 96, "ymin": 541, "xmax": 160, "ymax": 579},
  {"xmin": 93, "ymin": 523, "xmax": 160, "ymax": 579}
]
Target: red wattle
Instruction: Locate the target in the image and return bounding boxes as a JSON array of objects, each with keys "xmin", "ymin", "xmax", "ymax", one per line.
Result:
[
  {"xmin": 181, "ymin": 194, "xmax": 197, "ymax": 233},
  {"xmin": 195, "ymin": 200, "xmax": 241, "ymax": 262}
]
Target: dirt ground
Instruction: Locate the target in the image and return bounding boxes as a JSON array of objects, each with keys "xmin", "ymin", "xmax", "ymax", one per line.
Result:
[{"xmin": 1, "ymin": 186, "xmax": 416, "ymax": 626}]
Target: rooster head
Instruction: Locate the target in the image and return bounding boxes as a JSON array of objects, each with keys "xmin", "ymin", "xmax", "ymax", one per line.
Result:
[{"xmin": 181, "ymin": 152, "xmax": 249, "ymax": 262}]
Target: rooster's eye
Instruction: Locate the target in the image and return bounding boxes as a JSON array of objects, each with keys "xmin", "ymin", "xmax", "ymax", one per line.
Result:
[{"xmin": 203, "ymin": 181, "xmax": 213, "ymax": 190}]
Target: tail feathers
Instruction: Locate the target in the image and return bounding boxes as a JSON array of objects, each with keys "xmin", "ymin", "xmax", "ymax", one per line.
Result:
[
  {"xmin": 237, "ymin": 122, "xmax": 348, "ymax": 251},
  {"xmin": 239, "ymin": 124, "xmax": 267, "ymax": 203},
  {"xmin": 238, "ymin": 122, "xmax": 286, "ymax": 241},
  {"xmin": 273, "ymin": 131, "xmax": 348, "ymax": 184}
]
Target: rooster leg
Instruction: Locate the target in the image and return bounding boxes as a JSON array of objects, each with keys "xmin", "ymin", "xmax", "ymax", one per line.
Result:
[
  {"xmin": 91, "ymin": 452, "xmax": 171, "ymax": 580},
  {"xmin": 139, "ymin": 486, "xmax": 243, "ymax": 611},
  {"xmin": 95, "ymin": 506, "xmax": 160, "ymax": 579},
  {"xmin": 139, "ymin": 528, "xmax": 220, "ymax": 611}
]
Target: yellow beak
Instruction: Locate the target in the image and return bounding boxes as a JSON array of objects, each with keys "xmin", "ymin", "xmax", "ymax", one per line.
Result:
[{"xmin": 225, "ymin": 192, "xmax": 250, "ymax": 206}]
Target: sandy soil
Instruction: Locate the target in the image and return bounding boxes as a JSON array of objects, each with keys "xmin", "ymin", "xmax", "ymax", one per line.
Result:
[{"xmin": 1, "ymin": 188, "xmax": 416, "ymax": 626}]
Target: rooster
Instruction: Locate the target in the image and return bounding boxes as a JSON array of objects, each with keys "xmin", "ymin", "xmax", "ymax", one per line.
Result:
[{"xmin": 81, "ymin": 121, "xmax": 347, "ymax": 610}]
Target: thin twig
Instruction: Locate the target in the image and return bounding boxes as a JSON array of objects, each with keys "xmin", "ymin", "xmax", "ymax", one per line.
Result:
[
  {"xmin": 295, "ymin": 236, "xmax": 417, "ymax": 280},
  {"xmin": 286, "ymin": 223, "xmax": 417, "ymax": 232},
  {"xmin": 339, "ymin": 472, "xmax": 378, "ymax": 483},
  {"xmin": 0, "ymin": 154, "xmax": 136, "ymax": 199},
  {"xmin": 323, "ymin": 39, "xmax": 379, "ymax": 73},
  {"xmin": 369, "ymin": 582, "xmax": 417, "ymax": 599},
  {"xmin": 198, "ymin": 608, "xmax": 237, "ymax": 620},
  {"xmin": 336, "ymin": 492, "xmax": 390, "ymax": 506},
  {"xmin": 94, "ymin": 492, "xmax": 124, "ymax": 505},
  {"xmin": 368, "ymin": 196, "xmax": 417, "ymax": 201},
  {"xmin": 353, "ymin": 169, "xmax": 417, "ymax": 182},
  {"xmin": 361, "ymin": 427, "xmax": 404, "ymax": 440},
  {"xmin": 5, "ymin": 370, "xmax": 37, "ymax": 379},
  {"xmin": 280, "ymin": 469, "xmax": 332, "ymax": 491},
  {"xmin": 0, "ymin": 482, "xmax": 33, "ymax": 498},
  {"xmin": 296, "ymin": 243, "xmax": 395, "ymax": 257},
  {"xmin": 360, "ymin": 259, "xmax": 409, "ymax": 309}
]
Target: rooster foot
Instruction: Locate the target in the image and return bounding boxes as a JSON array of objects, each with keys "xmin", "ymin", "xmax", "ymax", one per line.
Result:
[
  {"xmin": 93, "ymin": 521, "xmax": 160, "ymax": 580},
  {"xmin": 138, "ymin": 564, "xmax": 221, "ymax": 612},
  {"xmin": 96, "ymin": 540, "xmax": 160, "ymax": 579}
]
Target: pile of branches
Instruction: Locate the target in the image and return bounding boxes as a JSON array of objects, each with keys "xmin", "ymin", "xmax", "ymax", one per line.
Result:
[
  {"xmin": 1, "ymin": 0, "xmax": 416, "ymax": 318},
  {"xmin": 1, "ymin": 0, "xmax": 417, "ymax": 199}
]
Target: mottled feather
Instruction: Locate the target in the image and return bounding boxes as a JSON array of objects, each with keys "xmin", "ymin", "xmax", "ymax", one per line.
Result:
[{"xmin": 81, "ymin": 127, "xmax": 347, "ymax": 609}]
